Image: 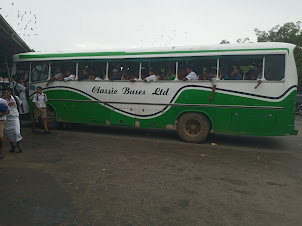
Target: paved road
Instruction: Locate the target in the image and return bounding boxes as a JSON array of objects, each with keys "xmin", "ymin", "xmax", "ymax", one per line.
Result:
[{"xmin": 0, "ymin": 116, "xmax": 301, "ymax": 225}]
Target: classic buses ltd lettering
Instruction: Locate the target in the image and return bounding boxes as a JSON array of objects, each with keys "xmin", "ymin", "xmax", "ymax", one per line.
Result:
[
  {"xmin": 152, "ymin": 88, "xmax": 169, "ymax": 95},
  {"xmin": 92, "ymin": 86, "xmax": 118, "ymax": 94},
  {"xmin": 122, "ymin": 87, "xmax": 146, "ymax": 95}
]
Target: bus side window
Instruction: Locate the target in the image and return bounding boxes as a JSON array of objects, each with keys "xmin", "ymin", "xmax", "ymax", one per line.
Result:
[
  {"xmin": 219, "ymin": 56, "xmax": 263, "ymax": 81},
  {"xmin": 31, "ymin": 62, "xmax": 49, "ymax": 82},
  {"xmin": 264, "ymin": 54, "xmax": 285, "ymax": 81}
]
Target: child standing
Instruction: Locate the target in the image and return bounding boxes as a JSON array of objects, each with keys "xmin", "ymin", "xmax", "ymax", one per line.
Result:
[{"xmin": 32, "ymin": 86, "xmax": 50, "ymax": 134}]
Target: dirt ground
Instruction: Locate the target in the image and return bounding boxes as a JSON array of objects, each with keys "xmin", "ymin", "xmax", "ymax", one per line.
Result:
[{"xmin": 0, "ymin": 117, "xmax": 302, "ymax": 225}]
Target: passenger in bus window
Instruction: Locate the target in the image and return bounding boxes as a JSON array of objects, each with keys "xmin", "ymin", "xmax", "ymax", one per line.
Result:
[
  {"xmin": 89, "ymin": 71, "xmax": 102, "ymax": 80},
  {"xmin": 183, "ymin": 66, "xmax": 197, "ymax": 81},
  {"xmin": 109, "ymin": 69, "xmax": 122, "ymax": 80},
  {"xmin": 230, "ymin": 65, "xmax": 243, "ymax": 80},
  {"xmin": 62, "ymin": 69, "xmax": 75, "ymax": 81},
  {"xmin": 144, "ymin": 68, "xmax": 157, "ymax": 82},
  {"xmin": 220, "ymin": 65, "xmax": 233, "ymax": 80},
  {"xmin": 164, "ymin": 68, "xmax": 176, "ymax": 80},
  {"xmin": 78, "ymin": 68, "xmax": 90, "ymax": 81},
  {"xmin": 201, "ymin": 69, "xmax": 217, "ymax": 102},
  {"xmin": 249, "ymin": 69, "xmax": 262, "ymax": 89},
  {"xmin": 46, "ymin": 66, "xmax": 62, "ymax": 86}
]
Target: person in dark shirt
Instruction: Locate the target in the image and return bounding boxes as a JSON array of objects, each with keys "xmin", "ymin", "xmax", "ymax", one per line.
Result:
[
  {"xmin": 230, "ymin": 65, "xmax": 243, "ymax": 80},
  {"xmin": 78, "ymin": 68, "xmax": 90, "ymax": 81},
  {"xmin": 109, "ymin": 69, "xmax": 122, "ymax": 80}
]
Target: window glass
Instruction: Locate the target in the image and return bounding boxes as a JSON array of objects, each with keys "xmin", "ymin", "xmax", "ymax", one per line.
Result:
[
  {"xmin": 108, "ymin": 60, "xmax": 140, "ymax": 81},
  {"xmin": 219, "ymin": 55, "xmax": 263, "ymax": 80},
  {"xmin": 50, "ymin": 61, "xmax": 76, "ymax": 80},
  {"xmin": 15, "ymin": 62, "xmax": 30, "ymax": 85},
  {"xmin": 264, "ymin": 54, "xmax": 285, "ymax": 81},
  {"xmin": 0, "ymin": 62, "xmax": 9, "ymax": 81},
  {"xmin": 31, "ymin": 62, "xmax": 49, "ymax": 82},
  {"xmin": 178, "ymin": 57, "xmax": 217, "ymax": 80},
  {"xmin": 141, "ymin": 58, "xmax": 178, "ymax": 81},
  {"xmin": 77, "ymin": 61, "xmax": 106, "ymax": 80}
]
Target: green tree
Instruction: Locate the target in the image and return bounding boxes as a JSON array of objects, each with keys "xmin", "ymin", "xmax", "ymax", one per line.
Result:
[
  {"xmin": 220, "ymin": 40, "xmax": 230, "ymax": 44},
  {"xmin": 255, "ymin": 21, "xmax": 302, "ymax": 91}
]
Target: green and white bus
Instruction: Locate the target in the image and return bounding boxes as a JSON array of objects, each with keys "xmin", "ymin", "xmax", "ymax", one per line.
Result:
[{"xmin": 12, "ymin": 42, "xmax": 298, "ymax": 142}]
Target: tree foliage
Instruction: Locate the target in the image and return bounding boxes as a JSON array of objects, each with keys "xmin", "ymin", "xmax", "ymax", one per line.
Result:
[
  {"xmin": 255, "ymin": 21, "xmax": 302, "ymax": 91},
  {"xmin": 236, "ymin": 38, "xmax": 250, "ymax": 43},
  {"xmin": 220, "ymin": 40, "xmax": 230, "ymax": 44}
]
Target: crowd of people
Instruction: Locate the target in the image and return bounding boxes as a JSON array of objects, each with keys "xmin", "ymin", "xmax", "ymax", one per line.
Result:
[{"xmin": 0, "ymin": 72, "xmax": 50, "ymax": 159}]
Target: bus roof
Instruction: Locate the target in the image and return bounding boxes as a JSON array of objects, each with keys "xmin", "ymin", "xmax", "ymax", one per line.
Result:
[{"xmin": 13, "ymin": 42, "xmax": 296, "ymax": 62}]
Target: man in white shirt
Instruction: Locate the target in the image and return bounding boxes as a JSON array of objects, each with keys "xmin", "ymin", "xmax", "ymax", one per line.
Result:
[
  {"xmin": 2, "ymin": 88, "xmax": 24, "ymax": 153},
  {"xmin": 144, "ymin": 69, "xmax": 157, "ymax": 82},
  {"xmin": 63, "ymin": 69, "xmax": 76, "ymax": 81},
  {"xmin": 0, "ymin": 98, "xmax": 10, "ymax": 159},
  {"xmin": 32, "ymin": 86, "xmax": 50, "ymax": 134},
  {"xmin": 89, "ymin": 71, "xmax": 103, "ymax": 81},
  {"xmin": 183, "ymin": 67, "xmax": 198, "ymax": 81}
]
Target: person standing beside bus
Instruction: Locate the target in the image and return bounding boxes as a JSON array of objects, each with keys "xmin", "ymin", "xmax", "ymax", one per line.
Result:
[
  {"xmin": 16, "ymin": 76, "xmax": 29, "ymax": 116},
  {"xmin": 0, "ymin": 98, "xmax": 10, "ymax": 159},
  {"xmin": 183, "ymin": 67, "xmax": 197, "ymax": 81},
  {"xmin": 2, "ymin": 88, "xmax": 24, "ymax": 153},
  {"xmin": 32, "ymin": 86, "xmax": 50, "ymax": 134}
]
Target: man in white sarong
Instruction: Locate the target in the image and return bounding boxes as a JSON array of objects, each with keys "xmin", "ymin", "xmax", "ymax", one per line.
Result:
[
  {"xmin": 3, "ymin": 88, "xmax": 24, "ymax": 153},
  {"xmin": 0, "ymin": 97, "xmax": 10, "ymax": 159}
]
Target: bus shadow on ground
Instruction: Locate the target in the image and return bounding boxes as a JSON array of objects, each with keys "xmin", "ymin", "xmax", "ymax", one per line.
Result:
[
  {"xmin": 62, "ymin": 123, "xmax": 287, "ymax": 152},
  {"xmin": 22, "ymin": 120, "xmax": 289, "ymax": 152},
  {"xmin": 207, "ymin": 133, "xmax": 286, "ymax": 152}
]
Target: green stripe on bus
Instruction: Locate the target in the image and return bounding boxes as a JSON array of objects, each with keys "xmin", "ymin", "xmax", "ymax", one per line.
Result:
[{"xmin": 18, "ymin": 48, "xmax": 290, "ymax": 59}]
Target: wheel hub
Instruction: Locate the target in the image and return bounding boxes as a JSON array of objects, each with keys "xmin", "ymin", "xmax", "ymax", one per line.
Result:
[{"xmin": 185, "ymin": 119, "xmax": 202, "ymax": 137}]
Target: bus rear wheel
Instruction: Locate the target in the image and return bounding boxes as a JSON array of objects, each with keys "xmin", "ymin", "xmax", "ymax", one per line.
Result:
[
  {"xmin": 177, "ymin": 113, "xmax": 211, "ymax": 143},
  {"xmin": 46, "ymin": 106, "xmax": 60, "ymax": 129}
]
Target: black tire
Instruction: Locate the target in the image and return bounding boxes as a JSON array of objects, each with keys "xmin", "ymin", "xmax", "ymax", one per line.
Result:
[
  {"xmin": 177, "ymin": 112, "xmax": 211, "ymax": 143},
  {"xmin": 298, "ymin": 106, "xmax": 302, "ymax": 116},
  {"xmin": 46, "ymin": 106, "xmax": 60, "ymax": 129}
]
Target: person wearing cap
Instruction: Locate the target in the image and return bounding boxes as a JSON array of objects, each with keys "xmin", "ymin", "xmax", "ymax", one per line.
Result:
[
  {"xmin": 109, "ymin": 69, "xmax": 121, "ymax": 80},
  {"xmin": 0, "ymin": 97, "xmax": 10, "ymax": 159},
  {"xmin": 183, "ymin": 66, "xmax": 198, "ymax": 81},
  {"xmin": 32, "ymin": 86, "xmax": 50, "ymax": 134},
  {"xmin": 2, "ymin": 87, "xmax": 24, "ymax": 153}
]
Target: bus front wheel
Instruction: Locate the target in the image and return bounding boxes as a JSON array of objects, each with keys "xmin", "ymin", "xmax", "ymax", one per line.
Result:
[{"xmin": 177, "ymin": 113, "xmax": 211, "ymax": 143}]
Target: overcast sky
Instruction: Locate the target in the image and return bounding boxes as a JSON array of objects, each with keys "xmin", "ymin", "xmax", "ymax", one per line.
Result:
[{"xmin": 1, "ymin": 0, "xmax": 301, "ymax": 52}]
